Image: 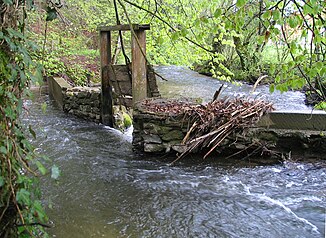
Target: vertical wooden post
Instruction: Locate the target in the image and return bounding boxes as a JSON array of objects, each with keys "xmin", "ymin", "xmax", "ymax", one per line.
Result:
[
  {"xmin": 100, "ymin": 31, "xmax": 114, "ymax": 127},
  {"xmin": 132, "ymin": 30, "xmax": 147, "ymax": 105}
]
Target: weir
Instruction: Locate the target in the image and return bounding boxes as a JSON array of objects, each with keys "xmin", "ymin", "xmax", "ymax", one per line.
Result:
[
  {"xmin": 47, "ymin": 23, "xmax": 326, "ymax": 160},
  {"xmin": 48, "ymin": 75, "xmax": 326, "ymax": 160}
]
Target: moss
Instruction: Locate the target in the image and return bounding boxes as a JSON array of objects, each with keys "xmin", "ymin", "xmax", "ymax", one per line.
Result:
[{"xmin": 123, "ymin": 112, "xmax": 132, "ymax": 128}]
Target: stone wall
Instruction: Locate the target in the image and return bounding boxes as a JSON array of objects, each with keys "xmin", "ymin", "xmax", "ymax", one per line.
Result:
[
  {"xmin": 48, "ymin": 77, "xmax": 133, "ymax": 128},
  {"xmin": 63, "ymin": 86, "xmax": 102, "ymax": 123},
  {"xmin": 133, "ymin": 111, "xmax": 187, "ymax": 154},
  {"xmin": 133, "ymin": 98, "xmax": 326, "ymax": 159}
]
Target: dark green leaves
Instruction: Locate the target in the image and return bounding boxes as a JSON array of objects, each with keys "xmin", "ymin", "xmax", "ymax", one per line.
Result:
[
  {"xmin": 29, "ymin": 125, "xmax": 36, "ymax": 139},
  {"xmin": 7, "ymin": 28, "xmax": 25, "ymax": 39},
  {"xmin": 16, "ymin": 189, "xmax": 31, "ymax": 206},
  {"xmin": 46, "ymin": 7, "xmax": 58, "ymax": 21},
  {"xmin": 0, "ymin": 146, "xmax": 7, "ymax": 155},
  {"xmin": 0, "ymin": 176, "xmax": 4, "ymax": 187},
  {"xmin": 4, "ymin": 106, "xmax": 16, "ymax": 120}
]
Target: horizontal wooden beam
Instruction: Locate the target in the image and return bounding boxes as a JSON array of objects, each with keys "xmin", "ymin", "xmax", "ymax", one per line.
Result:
[{"xmin": 98, "ymin": 24, "xmax": 150, "ymax": 32}]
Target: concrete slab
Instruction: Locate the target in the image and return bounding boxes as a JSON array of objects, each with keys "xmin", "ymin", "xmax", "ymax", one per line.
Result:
[
  {"xmin": 47, "ymin": 77, "xmax": 71, "ymax": 109},
  {"xmin": 258, "ymin": 110, "xmax": 326, "ymax": 131}
]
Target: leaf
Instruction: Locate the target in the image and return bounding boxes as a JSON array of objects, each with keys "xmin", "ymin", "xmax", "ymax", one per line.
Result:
[
  {"xmin": 35, "ymin": 161, "xmax": 47, "ymax": 175},
  {"xmin": 4, "ymin": 106, "xmax": 15, "ymax": 120},
  {"xmin": 269, "ymin": 84, "xmax": 275, "ymax": 93},
  {"xmin": 289, "ymin": 17, "xmax": 298, "ymax": 28},
  {"xmin": 157, "ymin": 36, "xmax": 164, "ymax": 45},
  {"xmin": 46, "ymin": 7, "xmax": 58, "ymax": 21},
  {"xmin": 200, "ymin": 16, "xmax": 209, "ymax": 24},
  {"xmin": 7, "ymin": 28, "xmax": 24, "ymax": 39},
  {"xmin": 236, "ymin": 0, "xmax": 246, "ymax": 8},
  {"xmin": 314, "ymin": 101, "xmax": 326, "ymax": 111},
  {"xmin": 16, "ymin": 189, "xmax": 31, "ymax": 206},
  {"xmin": 303, "ymin": 4, "xmax": 312, "ymax": 15},
  {"xmin": 29, "ymin": 125, "xmax": 36, "ymax": 139},
  {"xmin": 269, "ymin": 64, "xmax": 275, "ymax": 75},
  {"xmin": 171, "ymin": 31, "xmax": 179, "ymax": 41},
  {"xmin": 0, "ymin": 176, "xmax": 4, "ymax": 187},
  {"xmin": 272, "ymin": 10, "xmax": 280, "ymax": 21},
  {"xmin": 51, "ymin": 165, "xmax": 60, "ymax": 180},
  {"xmin": 262, "ymin": 11, "xmax": 271, "ymax": 20},
  {"xmin": 33, "ymin": 200, "xmax": 47, "ymax": 221},
  {"xmin": 41, "ymin": 102, "xmax": 47, "ymax": 113},
  {"xmin": 214, "ymin": 9, "xmax": 222, "ymax": 18},
  {"xmin": 4, "ymin": 0, "xmax": 13, "ymax": 4},
  {"xmin": 0, "ymin": 146, "xmax": 7, "ymax": 154},
  {"xmin": 180, "ymin": 28, "xmax": 188, "ymax": 37}
]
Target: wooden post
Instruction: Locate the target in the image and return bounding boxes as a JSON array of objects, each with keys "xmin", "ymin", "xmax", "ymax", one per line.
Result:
[
  {"xmin": 132, "ymin": 29, "xmax": 147, "ymax": 105},
  {"xmin": 100, "ymin": 31, "xmax": 114, "ymax": 127}
]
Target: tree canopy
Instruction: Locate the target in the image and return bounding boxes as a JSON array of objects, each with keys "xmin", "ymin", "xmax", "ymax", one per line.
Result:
[{"xmin": 35, "ymin": 0, "xmax": 325, "ymax": 106}]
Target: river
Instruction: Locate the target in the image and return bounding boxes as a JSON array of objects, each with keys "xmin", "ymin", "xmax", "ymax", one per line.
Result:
[
  {"xmin": 23, "ymin": 67, "xmax": 325, "ymax": 237},
  {"xmin": 155, "ymin": 65, "xmax": 311, "ymax": 110}
]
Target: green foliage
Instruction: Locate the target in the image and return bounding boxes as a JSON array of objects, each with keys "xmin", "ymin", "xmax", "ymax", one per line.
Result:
[
  {"xmin": 132, "ymin": 0, "xmax": 325, "ymax": 105},
  {"xmin": 28, "ymin": 7, "xmax": 101, "ymax": 86},
  {"xmin": 123, "ymin": 112, "xmax": 132, "ymax": 128},
  {"xmin": 28, "ymin": 0, "xmax": 325, "ymax": 104},
  {"xmin": 0, "ymin": 0, "xmax": 60, "ymax": 236},
  {"xmin": 315, "ymin": 101, "xmax": 326, "ymax": 111}
]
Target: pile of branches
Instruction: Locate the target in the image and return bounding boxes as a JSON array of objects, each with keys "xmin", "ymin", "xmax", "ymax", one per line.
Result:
[
  {"xmin": 139, "ymin": 97, "xmax": 274, "ymax": 161},
  {"xmin": 140, "ymin": 98, "xmax": 194, "ymax": 115},
  {"xmin": 176, "ymin": 97, "xmax": 274, "ymax": 161}
]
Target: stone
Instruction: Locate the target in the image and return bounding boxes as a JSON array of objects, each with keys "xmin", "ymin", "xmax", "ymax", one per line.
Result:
[
  {"xmin": 143, "ymin": 123, "xmax": 172, "ymax": 135},
  {"xmin": 162, "ymin": 130, "xmax": 184, "ymax": 141},
  {"xmin": 144, "ymin": 143, "xmax": 165, "ymax": 153},
  {"xmin": 78, "ymin": 91, "xmax": 88, "ymax": 98},
  {"xmin": 66, "ymin": 91, "xmax": 74, "ymax": 97},
  {"xmin": 257, "ymin": 131, "xmax": 278, "ymax": 142},
  {"xmin": 143, "ymin": 134, "xmax": 162, "ymax": 144},
  {"xmin": 91, "ymin": 100, "xmax": 100, "ymax": 107},
  {"xmin": 132, "ymin": 134, "xmax": 143, "ymax": 144},
  {"xmin": 171, "ymin": 144, "xmax": 187, "ymax": 153},
  {"xmin": 91, "ymin": 94, "xmax": 100, "ymax": 102}
]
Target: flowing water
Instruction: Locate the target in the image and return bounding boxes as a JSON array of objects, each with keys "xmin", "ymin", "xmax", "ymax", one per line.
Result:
[
  {"xmin": 155, "ymin": 65, "xmax": 311, "ymax": 110},
  {"xmin": 23, "ymin": 67, "xmax": 325, "ymax": 238}
]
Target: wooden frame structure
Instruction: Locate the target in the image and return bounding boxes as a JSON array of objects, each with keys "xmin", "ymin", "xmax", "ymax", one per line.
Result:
[{"xmin": 99, "ymin": 24, "xmax": 150, "ymax": 127}]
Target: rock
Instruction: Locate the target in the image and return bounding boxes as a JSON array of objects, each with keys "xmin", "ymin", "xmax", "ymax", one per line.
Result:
[
  {"xmin": 143, "ymin": 134, "xmax": 162, "ymax": 144},
  {"xmin": 162, "ymin": 130, "xmax": 184, "ymax": 141},
  {"xmin": 143, "ymin": 123, "xmax": 172, "ymax": 135},
  {"xmin": 171, "ymin": 144, "xmax": 187, "ymax": 153},
  {"xmin": 77, "ymin": 91, "xmax": 87, "ymax": 98},
  {"xmin": 144, "ymin": 143, "xmax": 165, "ymax": 153}
]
